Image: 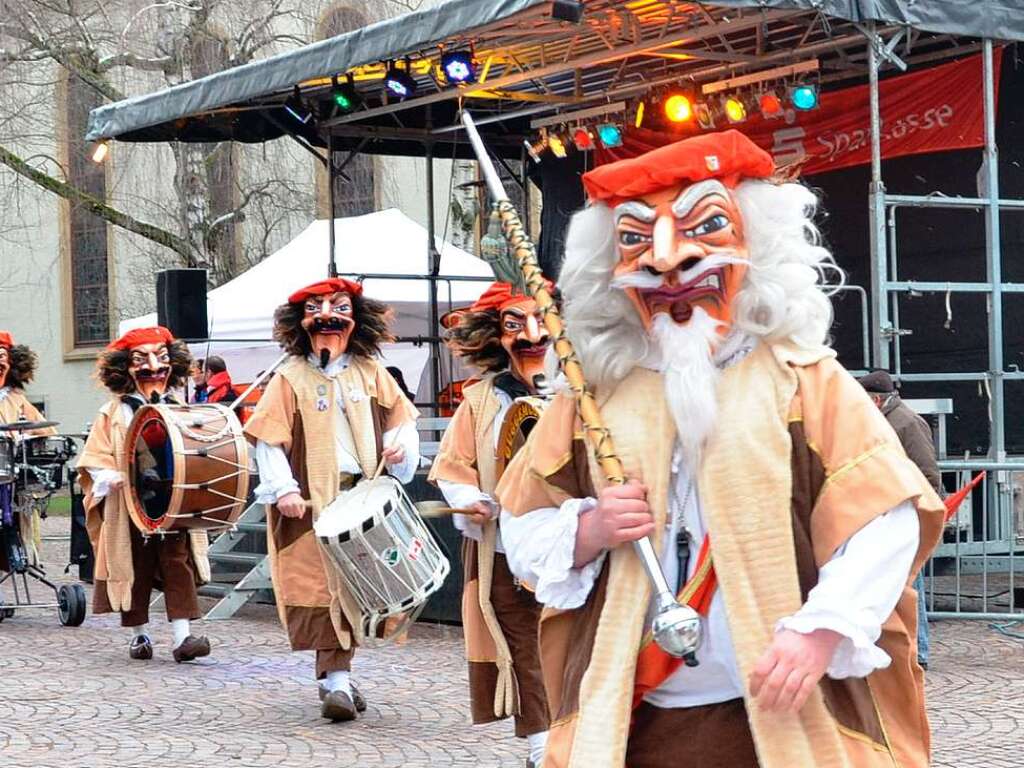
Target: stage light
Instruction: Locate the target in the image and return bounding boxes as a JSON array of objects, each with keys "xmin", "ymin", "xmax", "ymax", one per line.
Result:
[
  {"xmin": 91, "ymin": 140, "xmax": 109, "ymax": 164},
  {"xmin": 723, "ymin": 95, "xmax": 747, "ymax": 124},
  {"xmin": 331, "ymin": 74, "xmax": 360, "ymax": 113},
  {"xmin": 664, "ymin": 94, "xmax": 693, "ymax": 124},
  {"xmin": 524, "ymin": 135, "xmax": 548, "ymax": 163},
  {"xmin": 441, "ymin": 50, "xmax": 476, "ymax": 84},
  {"xmin": 548, "ymin": 132, "xmax": 569, "ymax": 159},
  {"xmin": 634, "ymin": 100, "xmax": 646, "ymax": 129},
  {"xmin": 551, "ymin": 0, "xmax": 584, "ymax": 23},
  {"xmin": 284, "ymin": 86, "xmax": 313, "ymax": 125},
  {"xmin": 524, "ymin": 134, "xmax": 548, "ymax": 163},
  {"xmin": 791, "ymin": 84, "xmax": 819, "ymax": 111},
  {"xmin": 597, "ymin": 123, "xmax": 623, "ymax": 148},
  {"xmin": 759, "ymin": 91, "xmax": 784, "ymax": 118},
  {"xmin": 384, "ymin": 61, "xmax": 417, "ymax": 100},
  {"xmin": 572, "ymin": 127, "xmax": 594, "ymax": 151},
  {"xmin": 694, "ymin": 102, "xmax": 715, "ymax": 130}
]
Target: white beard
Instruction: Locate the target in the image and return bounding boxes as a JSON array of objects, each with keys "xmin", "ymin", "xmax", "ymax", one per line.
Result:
[{"xmin": 651, "ymin": 308, "xmax": 723, "ymax": 469}]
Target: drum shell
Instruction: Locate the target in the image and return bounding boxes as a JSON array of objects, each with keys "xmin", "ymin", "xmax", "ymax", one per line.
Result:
[
  {"xmin": 316, "ymin": 477, "xmax": 450, "ymax": 631},
  {"xmin": 123, "ymin": 403, "xmax": 249, "ymax": 534}
]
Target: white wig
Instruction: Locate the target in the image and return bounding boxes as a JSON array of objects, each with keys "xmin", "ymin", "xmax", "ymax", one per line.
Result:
[{"xmin": 555, "ymin": 179, "xmax": 842, "ymax": 390}]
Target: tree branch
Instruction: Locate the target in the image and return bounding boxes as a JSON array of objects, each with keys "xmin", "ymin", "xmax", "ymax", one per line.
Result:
[{"xmin": 0, "ymin": 142, "xmax": 192, "ymax": 260}]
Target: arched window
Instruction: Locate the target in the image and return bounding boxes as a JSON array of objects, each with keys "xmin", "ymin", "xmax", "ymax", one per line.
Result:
[
  {"xmin": 61, "ymin": 73, "xmax": 110, "ymax": 348},
  {"xmin": 316, "ymin": 5, "xmax": 376, "ymax": 218}
]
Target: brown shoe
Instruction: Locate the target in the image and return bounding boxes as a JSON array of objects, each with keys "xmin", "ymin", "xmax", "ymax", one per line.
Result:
[
  {"xmin": 319, "ymin": 683, "xmax": 366, "ymax": 713},
  {"xmin": 172, "ymin": 635, "xmax": 211, "ymax": 663},
  {"xmin": 128, "ymin": 635, "xmax": 153, "ymax": 660},
  {"xmin": 321, "ymin": 690, "xmax": 357, "ymax": 722}
]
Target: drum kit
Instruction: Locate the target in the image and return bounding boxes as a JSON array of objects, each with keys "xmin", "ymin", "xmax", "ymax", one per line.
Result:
[{"xmin": 0, "ymin": 417, "xmax": 87, "ymax": 627}]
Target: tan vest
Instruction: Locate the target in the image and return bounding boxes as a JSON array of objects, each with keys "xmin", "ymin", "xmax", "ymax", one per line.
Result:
[
  {"xmin": 277, "ymin": 357, "xmax": 384, "ymax": 647},
  {"xmin": 461, "ymin": 378, "xmax": 519, "ymax": 718}
]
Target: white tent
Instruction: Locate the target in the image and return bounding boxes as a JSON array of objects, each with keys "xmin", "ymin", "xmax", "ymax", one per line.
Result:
[{"xmin": 120, "ymin": 209, "xmax": 494, "ymax": 396}]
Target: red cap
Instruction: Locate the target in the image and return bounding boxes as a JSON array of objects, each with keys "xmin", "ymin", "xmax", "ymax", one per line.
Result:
[
  {"xmin": 469, "ymin": 281, "xmax": 548, "ymax": 314},
  {"xmin": 582, "ymin": 129, "xmax": 774, "ymax": 207},
  {"xmin": 0, "ymin": 331, "xmax": 12, "ymax": 349},
  {"xmin": 288, "ymin": 278, "xmax": 363, "ymax": 304},
  {"xmin": 107, "ymin": 326, "xmax": 175, "ymax": 351}
]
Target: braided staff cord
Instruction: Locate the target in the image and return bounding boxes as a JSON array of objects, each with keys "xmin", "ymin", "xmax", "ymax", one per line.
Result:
[{"xmin": 494, "ymin": 200, "xmax": 626, "ymax": 486}]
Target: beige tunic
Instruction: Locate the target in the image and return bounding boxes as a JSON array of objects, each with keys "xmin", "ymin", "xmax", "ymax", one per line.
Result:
[
  {"xmin": 497, "ymin": 342, "xmax": 944, "ymax": 768},
  {"xmin": 244, "ymin": 356, "xmax": 418, "ymax": 651},
  {"xmin": 77, "ymin": 398, "xmax": 209, "ymax": 613},
  {"xmin": 428, "ymin": 377, "xmax": 537, "ymax": 726}
]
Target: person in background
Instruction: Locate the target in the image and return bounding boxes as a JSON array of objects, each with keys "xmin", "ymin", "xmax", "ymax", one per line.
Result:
[
  {"xmin": 859, "ymin": 369, "xmax": 943, "ymax": 670},
  {"xmin": 191, "ymin": 359, "xmax": 208, "ymax": 403},
  {"xmin": 202, "ymin": 356, "xmax": 235, "ymax": 404},
  {"xmin": 385, "ymin": 366, "xmax": 416, "ymax": 404}
]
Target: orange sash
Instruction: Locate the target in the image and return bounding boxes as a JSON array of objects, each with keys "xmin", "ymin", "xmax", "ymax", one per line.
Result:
[{"xmin": 631, "ymin": 536, "xmax": 717, "ymax": 710}]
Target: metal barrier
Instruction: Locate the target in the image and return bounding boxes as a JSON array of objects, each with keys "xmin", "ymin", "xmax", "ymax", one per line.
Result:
[{"xmin": 926, "ymin": 460, "xmax": 1024, "ymax": 620}]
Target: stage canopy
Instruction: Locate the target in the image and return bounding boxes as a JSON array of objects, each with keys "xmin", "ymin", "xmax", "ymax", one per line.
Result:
[{"xmin": 86, "ymin": 0, "xmax": 1024, "ymax": 157}]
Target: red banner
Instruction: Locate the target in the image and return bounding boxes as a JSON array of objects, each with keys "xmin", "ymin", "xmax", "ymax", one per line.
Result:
[{"xmin": 597, "ymin": 52, "xmax": 1000, "ymax": 177}]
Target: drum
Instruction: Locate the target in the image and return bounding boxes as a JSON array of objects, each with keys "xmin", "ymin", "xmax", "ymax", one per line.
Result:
[
  {"xmin": 0, "ymin": 436, "xmax": 14, "ymax": 485},
  {"xmin": 17, "ymin": 436, "xmax": 77, "ymax": 491},
  {"xmin": 496, "ymin": 395, "xmax": 549, "ymax": 476},
  {"xmin": 314, "ymin": 476, "xmax": 451, "ymax": 644},
  {"xmin": 123, "ymin": 403, "xmax": 249, "ymax": 534}
]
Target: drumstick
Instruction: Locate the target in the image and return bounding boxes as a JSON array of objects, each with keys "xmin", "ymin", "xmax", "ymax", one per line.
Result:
[
  {"xmin": 372, "ymin": 436, "xmax": 403, "ymax": 481},
  {"xmin": 414, "ymin": 501, "xmax": 476, "ymax": 518}
]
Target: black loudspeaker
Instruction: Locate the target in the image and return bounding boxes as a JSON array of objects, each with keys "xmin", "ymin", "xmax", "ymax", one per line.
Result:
[{"xmin": 156, "ymin": 269, "xmax": 208, "ymax": 340}]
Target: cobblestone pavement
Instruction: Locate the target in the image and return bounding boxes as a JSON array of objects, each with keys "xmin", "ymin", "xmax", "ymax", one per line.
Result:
[{"xmin": 0, "ymin": 522, "xmax": 1020, "ymax": 768}]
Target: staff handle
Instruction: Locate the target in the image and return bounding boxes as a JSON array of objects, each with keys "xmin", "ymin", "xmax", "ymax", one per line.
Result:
[{"xmin": 460, "ymin": 110, "xmax": 627, "ymax": 487}]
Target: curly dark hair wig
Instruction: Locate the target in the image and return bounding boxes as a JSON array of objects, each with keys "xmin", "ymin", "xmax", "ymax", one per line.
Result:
[
  {"xmin": 273, "ymin": 293, "xmax": 395, "ymax": 360},
  {"xmin": 3, "ymin": 344, "xmax": 39, "ymax": 390},
  {"xmin": 95, "ymin": 339, "xmax": 193, "ymax": 395},
  {"xmin": 444, "ymin": 309, "xmax": 508, "ymax": 373}
]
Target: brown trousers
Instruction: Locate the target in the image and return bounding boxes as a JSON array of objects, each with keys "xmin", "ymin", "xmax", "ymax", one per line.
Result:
[
  {"xmin": 626, "ymin": 699, "xmax": 758, "ymax": 768},
  {"xmin": 93, "ymin": 524, "xmax": 200, "ymax": 626},
  {"xmin": 316, "ymin": 647, "xmax": 354, "ymax": 678},
  {"xmin": 491, "ymin": 553, "xmax": 550, "ymax": 738}
]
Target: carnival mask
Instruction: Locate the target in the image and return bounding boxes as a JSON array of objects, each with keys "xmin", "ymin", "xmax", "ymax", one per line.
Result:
[
  {"xmin": 612, "ymin": 179, "xmax": 749, "ymax": 332},
  {"xmin": 500, "ymin": 299, "xmax": 550, "ymax": 391},
  {"xmin": 301, "ymin": 291, "xmax": 355, "ymax": 367},
  {"xmin": 129, "ymin": 342, "xmax": 172, "ymax": 401},
  {"xmin": 0, "ymin": 347, "xmax": 9, "ymax": 388}
]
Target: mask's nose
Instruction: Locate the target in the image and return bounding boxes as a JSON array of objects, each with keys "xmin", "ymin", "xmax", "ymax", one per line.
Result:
[
  {"xmin": 523, "ymin": 314, "xmax": 546, "ymax": 344},
  {"xmin": 639, "ymin": 213, "xmax": 705, "ymax": 275}
]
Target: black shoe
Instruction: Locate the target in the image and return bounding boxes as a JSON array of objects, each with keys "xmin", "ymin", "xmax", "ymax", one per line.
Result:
[
  {"xmin": 918, "ymin": 659, "xmax": 928, "ymax": 671},
  {"xmin": 318, "ymin": 682, "xmax": 366, "ymax": 712},
  {"xmin": 128, "ymin": 635, "xmax": 153, "ymax": 660},
  {"xmin": 172, "ymin": 635, "xmax": 211, "ymax": 663},
  {"xmin": 321, "ymin": 690, "xmax": 357, "ymax": 722}
]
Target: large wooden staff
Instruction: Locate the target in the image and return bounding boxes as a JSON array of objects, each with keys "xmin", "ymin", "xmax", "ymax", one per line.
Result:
[{"xmin": 460, "ymin": 111, "xmax": 700, "ymax": 660}]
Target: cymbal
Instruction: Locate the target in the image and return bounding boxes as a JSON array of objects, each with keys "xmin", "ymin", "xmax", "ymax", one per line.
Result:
[{"xmin": 0, "ymin": 419, "xmax": 60, "ymax": 432}]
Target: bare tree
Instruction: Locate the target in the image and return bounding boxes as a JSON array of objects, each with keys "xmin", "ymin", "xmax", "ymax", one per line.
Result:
[{"xmin": 0, "ymin": 2, "xmax": 404, "ymax": 295}]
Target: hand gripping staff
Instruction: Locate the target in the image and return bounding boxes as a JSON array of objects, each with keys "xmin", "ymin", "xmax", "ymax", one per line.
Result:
[{"xmin": 460, "ymin": 110, "xmax": 701, "ymax": 662}]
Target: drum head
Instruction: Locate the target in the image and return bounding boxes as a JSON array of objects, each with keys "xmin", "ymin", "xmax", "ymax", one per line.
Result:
[
  {"xmin": 314, "ymin": 478, "xmax": 399, "ymax": 539},
  {"xmin": 124, "ymin": 407, "xmax": 176, "ymax": 531}
]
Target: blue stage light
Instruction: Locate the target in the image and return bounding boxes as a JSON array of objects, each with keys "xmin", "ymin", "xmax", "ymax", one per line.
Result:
[
  {"xmin": 597, "ymin": 123, "xmax": 623, "ymax": 148},
  {"xmin": 441, "ymin": 51, "xmax": 476, "ymax": 84},
  {"xmin": 791, "ymin": 84, "xmax": 819, "ymax": 111},
  {"xmin": 385, "ymin": 65, "xmax": 417, "ymax": 100}
]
